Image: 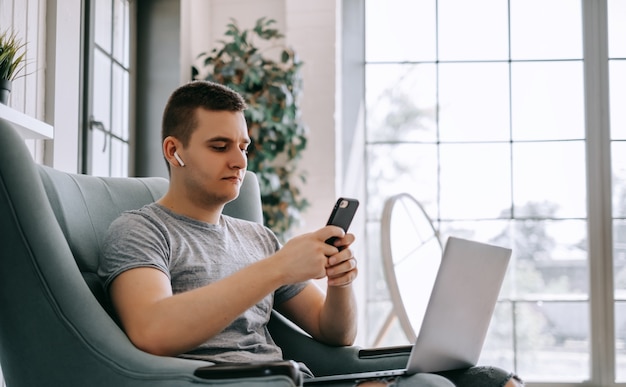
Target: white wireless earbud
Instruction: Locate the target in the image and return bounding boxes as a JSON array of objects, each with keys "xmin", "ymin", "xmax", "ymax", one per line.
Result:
[{"xmin": 173, "ymin": 151, "xmax": 185, "ymax": 167}]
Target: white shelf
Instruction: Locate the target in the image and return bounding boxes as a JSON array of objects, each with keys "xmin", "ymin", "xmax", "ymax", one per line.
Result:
[{"xmin": 0, "ymin": 103, "xmax": 54, "ymax": 139}]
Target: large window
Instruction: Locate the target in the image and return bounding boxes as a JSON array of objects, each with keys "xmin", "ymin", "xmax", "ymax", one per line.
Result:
[
  {"xmin": 83, "ymin": 0, "xmax": 132, "ymax": 177},
  {"xmin": 363, "ymin": 0, "xmax": 624, "ymax": 385}
]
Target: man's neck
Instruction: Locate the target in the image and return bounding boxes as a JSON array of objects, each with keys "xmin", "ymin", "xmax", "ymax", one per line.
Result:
[{"xmin": 157, "ymin": 192, "xmax": 223, "ymax": 224}]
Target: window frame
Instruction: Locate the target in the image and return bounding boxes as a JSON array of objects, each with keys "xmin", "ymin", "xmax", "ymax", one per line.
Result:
[
  {"xmin": 357, "ymin": 0, "xmax": 621, "ymax": 385},
  {"xmin": 81, "ymin": 0, "xmax": 133, "ymax": 177},
  {"xmin": 583, "ymin": 1, "xmax": 615, "ymax": 385}
]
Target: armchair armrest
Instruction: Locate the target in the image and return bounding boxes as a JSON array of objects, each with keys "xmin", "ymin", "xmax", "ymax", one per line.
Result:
[
  {"xmin": 194, "ymin": 360, "xmax": 302, "ymax": 385},
  {"xmin": 268, "ymin": 311, "xmax": 411, "ymax": 377},
  {"xmin": 358, "ymin": 345, "xmax": 413, "ymax": 359}
]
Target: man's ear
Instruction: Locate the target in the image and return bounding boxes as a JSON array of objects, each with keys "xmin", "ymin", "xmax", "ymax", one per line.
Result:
[{"xmin": 163, "ymin": 136, "xmax": 184, "ymax": 167}]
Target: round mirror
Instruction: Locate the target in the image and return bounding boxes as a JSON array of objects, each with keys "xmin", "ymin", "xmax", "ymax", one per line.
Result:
[{"xmin": 381, "ymin": 193, "xmax": 442, "ymax": 342}]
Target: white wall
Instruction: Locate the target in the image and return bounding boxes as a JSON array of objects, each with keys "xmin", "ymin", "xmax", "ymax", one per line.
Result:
[
  {"xmin": 285, "ymin": 0, "xmax": 342, "ymax": 233},
  {"xmin": 43, "ymin": 0, "xmax": 83, "ymax": 173}
]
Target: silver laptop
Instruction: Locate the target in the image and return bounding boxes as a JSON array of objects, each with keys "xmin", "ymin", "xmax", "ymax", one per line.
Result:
[{"xmin": 304, "ymin": 236, "xmax": 511, "ymax": 384}]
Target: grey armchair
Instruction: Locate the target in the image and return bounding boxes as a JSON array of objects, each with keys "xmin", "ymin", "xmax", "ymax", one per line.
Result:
[{"xmin": 0, "ymin": 118, "xmax": 411, "ymax": 386}]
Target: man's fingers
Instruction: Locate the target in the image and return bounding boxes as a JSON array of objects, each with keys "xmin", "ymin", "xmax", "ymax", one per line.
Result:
[
  {"xmin": 332, "ymin": 232, "xmax": 355, "ymax": 248},
  {"xmin": 315, "ymin": 225, "xmax": 345, "ymax": 244},
  {"xmin": 327, "ymin": 264, "xmax": 358, "ymax": 287},
  {"xmin": 327, "ymin": 256, "xmax": 357, "ymax": 275}
]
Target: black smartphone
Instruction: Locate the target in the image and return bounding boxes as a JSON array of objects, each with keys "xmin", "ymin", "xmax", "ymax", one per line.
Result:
[{"xmin": 325, "ymin": 197, "xmax": 359, "ymax": 246}]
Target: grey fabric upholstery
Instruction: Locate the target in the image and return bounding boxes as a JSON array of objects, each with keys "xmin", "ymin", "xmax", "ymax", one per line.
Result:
[{"xmin": 0, "ymin": 118, "xmax": 416, "ymax": 386}]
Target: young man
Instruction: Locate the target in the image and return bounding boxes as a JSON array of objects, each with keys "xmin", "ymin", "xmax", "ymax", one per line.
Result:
[
  {"xmin": 99, "ymin": 81, "xmax": 522, "ymax": 387},
  {"xmin": 99, "ymin": 80, "xmax": 358, "ymax": 362}
]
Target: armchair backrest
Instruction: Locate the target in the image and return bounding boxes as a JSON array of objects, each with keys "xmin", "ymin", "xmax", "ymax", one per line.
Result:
[
  {"xmin": 37, "ymin": 163, "xmax": 263, "ymax": 317},
  {"xmin": 37, "ymin": 166, "xmax": 169, "ymax": 317}
]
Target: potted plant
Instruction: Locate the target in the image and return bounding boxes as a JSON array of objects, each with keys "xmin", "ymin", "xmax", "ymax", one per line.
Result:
[
  {"xmin": 0, "ymin": 29, "xmax": 27, "ymax": 104},
  {"xmin": 192, "ymin": 17, "xmax": 309, "ymax": 241}
]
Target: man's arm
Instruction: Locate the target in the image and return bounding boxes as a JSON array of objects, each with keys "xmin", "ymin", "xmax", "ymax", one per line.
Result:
[
  {"xmin": 109, "ymin": 226, "xmax": 347, "ymax": 356},
  {"xmin": 276, "ymin": 233, "xmax": 358, "ymax": 346}
]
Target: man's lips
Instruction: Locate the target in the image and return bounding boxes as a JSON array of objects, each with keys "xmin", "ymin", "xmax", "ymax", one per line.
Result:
[{"xmin": 222, "ymin": 175, "xmax": 242, "ymax": 183}]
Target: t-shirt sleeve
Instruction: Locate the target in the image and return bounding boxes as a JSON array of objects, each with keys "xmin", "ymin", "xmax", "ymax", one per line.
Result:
[
  {"xmin": 98, "ymin": 211, "xmax": 171, "ymax": 292},
  {"xmin": 274, "ymin": 281, "xmax": 309, "ymax": 305}
]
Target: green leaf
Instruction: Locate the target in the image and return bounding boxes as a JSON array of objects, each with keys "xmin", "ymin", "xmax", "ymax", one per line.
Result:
[{"xmin": 0, "ymin": 29, "xmax": 27, "ymax": 80}]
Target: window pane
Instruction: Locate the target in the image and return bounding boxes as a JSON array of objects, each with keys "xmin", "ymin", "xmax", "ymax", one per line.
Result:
[
  {"xmin": 511, "ymin": 62, "xmax": 585, "ymax": 141},
  {"xmin": 608, "ymin": 0, "xmax": 626, "ymax": 59},
  {"xmin": 515, "ymin": 301, "xmax": 589, "ymax": 382},
  {"xmin": 91, "ymin": 130, "xmax": 110, "ymax": 177},
  {"xmin": 110, "ymin": 138, "xmax": 128, "ymax": 177},
  {"xmin": 93, "ymin": 49, "xmax": 112, "ymax": 131},
  {"xmin": 366, "ymin": 64, "xmax": 437, "ymax": 143},
  {"xmin": 111, "ymin": 63, "xmax": 129, "ymax": 138},
  {"xmin": 365, "ymin": 0, "xmax": 436, "ymax": 62},
  {"xmin": 366, "ymin": 221, "xmax": 411, "ymax": 347},
  {"xmin": 94, "ymin": 0, "xmax": 112, "ymax": 52},
  {"xmin": 439, "ymin": 63, "xmax": 510, "ymax": 142},
  {"xmin": 510, "ymin": 0, "xmax": 583, "ymax": 60},
  {"xmin": 113, "ymin": 0, "xmax": 129, "ymax": 65},
  {"xmin": 511, "ymin": 219, "xmax": 587, "ymax": 295},
  {"xmin": 513, "ymin": 141, "xmax": 586, "ymax": 218},
  {"xmin": 613, "ymin": 142, "xmax": 626, "ymax": 217},
  {"xmin": 439, "ymin": 143, "xmax": 511, "ymax": 219},
  {"xmin": 615, "ymin": 221, "xmax": 626, "ymax": 295},
  {"xmin": 366, "ymin": 221, "xmax": 389, "ymax": 300},
  {"xmin": 366, "ymin": 301, "xmax": 408, "ymax": 347},
  {"xmin": 610, "ymin": 61, "xmax": 626, "ymax": 140},
  {"xmin": 366, "ymin": 144, "xmax": 438, "ymax": 219},
  {"xmin": 439, "ymin": 221, "xmax": 512, "ymax": 252},
  {"xmin": 438, "ymin": 0, "xmax": 509, "ymax": 61},
  {"xmin": 616, "ymin": 220, "xmax": 626, "ymax": 287},
  {"xmin": 616, "ymin": 217, "xmax": 626, "ymax": 380},
  {"xmin": 479, "ymin": 301, "xmax": 515, "ymax": 372},
  {"xmin": 617, "ymin": 301, "xmax": 626, "ymax": 382}
]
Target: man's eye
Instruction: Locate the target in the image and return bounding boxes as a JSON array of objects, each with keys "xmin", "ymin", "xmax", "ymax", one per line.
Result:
[{"xmin": 212, "ymin": 146, "xmax": 227, "ymax": 151}]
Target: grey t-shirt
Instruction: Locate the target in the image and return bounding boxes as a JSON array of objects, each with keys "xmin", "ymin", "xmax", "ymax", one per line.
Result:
[{"xmin": 98, "ymin": 202, "xmax": 308, "ymax": 363}]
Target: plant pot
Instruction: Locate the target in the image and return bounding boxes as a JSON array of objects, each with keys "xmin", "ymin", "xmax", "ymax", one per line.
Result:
[{"xmin": 0, "ymin": 79, "xmax": 11, "ymax": 105}]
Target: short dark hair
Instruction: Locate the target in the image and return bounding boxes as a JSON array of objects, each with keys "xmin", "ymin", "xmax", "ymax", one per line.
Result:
[{"xmin": 161, "ymin": 81, "xmax": 247, "ymax": 147}]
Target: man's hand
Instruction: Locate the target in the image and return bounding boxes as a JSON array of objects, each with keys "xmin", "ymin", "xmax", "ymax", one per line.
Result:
[
  {"xmin": 326, "ymin": 233, "xmax": 357, "ymax": 287},
  {"xmin": 273, "ymin": 226, "xmax": 349, "ymax": 284},
  {"xmin": 276, "ymin": 226, "xmax": 358, "ymax": 346}
]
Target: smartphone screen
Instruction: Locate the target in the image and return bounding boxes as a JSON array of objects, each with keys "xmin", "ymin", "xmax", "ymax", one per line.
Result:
[{"xmin": 325, "ymin": 197, "xmax": 359, "ymax": 246}]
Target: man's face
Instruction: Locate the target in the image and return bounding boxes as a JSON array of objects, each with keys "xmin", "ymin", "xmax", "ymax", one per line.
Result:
[{"xmin": 178, "ymin": 108, "xmax": 250, "ymax": 207}]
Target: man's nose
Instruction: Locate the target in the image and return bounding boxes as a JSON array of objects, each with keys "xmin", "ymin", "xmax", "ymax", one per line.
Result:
[{"xmin": 230, "ymin": 148, "xmax": 247, "ymax": 169}]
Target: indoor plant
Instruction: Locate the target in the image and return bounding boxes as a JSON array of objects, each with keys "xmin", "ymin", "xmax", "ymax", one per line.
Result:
[
  {"xmin": 192, "ymin": 17, "xmax": 309, "ymax": 241},
  {"xmin": 0, "ymin": 29, "xmax": 26, "ymax": 104}
]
